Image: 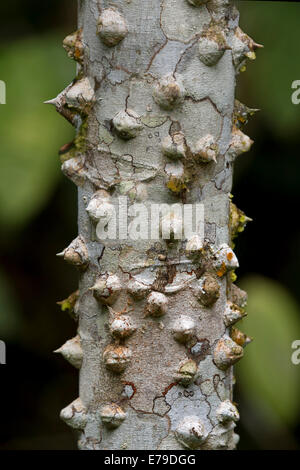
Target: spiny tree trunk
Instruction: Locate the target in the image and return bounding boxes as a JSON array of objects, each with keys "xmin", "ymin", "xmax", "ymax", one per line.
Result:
[{"xmin": 51, "ymin": 0, "xmax": 260, "ymax": 450}]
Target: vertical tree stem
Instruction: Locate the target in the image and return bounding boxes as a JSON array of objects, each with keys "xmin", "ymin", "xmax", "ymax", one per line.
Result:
[{"xmin": 54, "ymin": 0, "xmax": 259, "ymax": 450}]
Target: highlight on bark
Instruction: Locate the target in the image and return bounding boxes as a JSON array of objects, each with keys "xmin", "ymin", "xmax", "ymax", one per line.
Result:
[{"xmin": 49, "ymin": 0, "xmax": 261, "ymax": 450}]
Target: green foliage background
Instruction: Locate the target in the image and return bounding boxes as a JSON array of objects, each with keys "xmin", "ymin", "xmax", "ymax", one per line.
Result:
[{"xmin": 0, "ymin": 36, "xmax": 74, "ymax": 231}]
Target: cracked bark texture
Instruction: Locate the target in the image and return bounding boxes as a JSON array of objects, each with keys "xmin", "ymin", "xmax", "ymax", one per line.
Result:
[{"xmin": 53, "ymin": 0, "xmax": 259, "ymax": 450}]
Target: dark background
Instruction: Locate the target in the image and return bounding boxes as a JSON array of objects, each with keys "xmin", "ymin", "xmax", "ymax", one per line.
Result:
[{"xmin": 0, "ymin": 1, "xmax": 300, "ymax": 450}]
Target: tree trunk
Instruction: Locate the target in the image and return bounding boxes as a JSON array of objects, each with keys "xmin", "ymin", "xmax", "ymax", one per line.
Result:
[{"xmin": 53, "ymin": 0, "xmax": 259, "ymax": 450}]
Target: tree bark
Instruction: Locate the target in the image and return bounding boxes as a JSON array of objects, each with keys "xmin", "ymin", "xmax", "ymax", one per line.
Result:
[{"xmin": 53, "ymin": 0, "xmax": 259, "ymax": 450}]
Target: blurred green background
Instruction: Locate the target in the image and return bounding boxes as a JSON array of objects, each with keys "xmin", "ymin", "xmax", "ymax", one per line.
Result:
[{"xmin": 0, "ymin": 0, "xmax": 300, "ymax": 450}]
